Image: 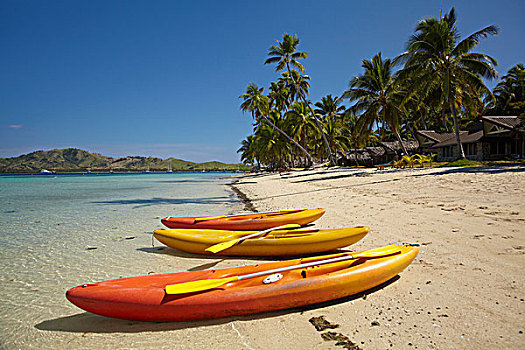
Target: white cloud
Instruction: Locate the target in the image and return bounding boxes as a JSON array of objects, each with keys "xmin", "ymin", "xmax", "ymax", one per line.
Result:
[{"xmin": 8, "ymin": 124, "xmax": 23, "ymax": 129}]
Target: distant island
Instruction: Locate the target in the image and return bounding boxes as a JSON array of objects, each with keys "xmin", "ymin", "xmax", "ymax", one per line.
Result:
[{"xmin": 0, "ymin": 148, "xmax": 249, "ymax": 173}]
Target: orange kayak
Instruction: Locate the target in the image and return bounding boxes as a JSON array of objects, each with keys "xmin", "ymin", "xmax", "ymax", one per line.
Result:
[
  {"xmin": 161, "ymin": 208, "xmax": 326, "ymax": 230},
  {"xmin": 66, "ymin": 244, "xmax": 418, "ymax": 322}
]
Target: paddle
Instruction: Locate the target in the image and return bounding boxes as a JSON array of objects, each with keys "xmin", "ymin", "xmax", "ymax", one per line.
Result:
[
  {"xmin": 193, "ymin": 208, "xmax": 306, "ymax": 223},
  {"xmin": 165, "ymin": 245, "xmax": 402, "ymax": 295},
  {"xmin": 204, "ymin": 224, "xmax": 301, "ymax": 254}
]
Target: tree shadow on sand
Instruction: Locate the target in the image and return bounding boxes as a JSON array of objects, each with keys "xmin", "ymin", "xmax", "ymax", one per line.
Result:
[
  {"xmin": 248, "ymin": 178, "xmax": 400, "ymax": 202},
  {"xmin": 410, "ymin": 165, "xmax": 525, "ymax": 177},
  {"xmin": 289, "ymin": 171, "xmax": 372, "ymax": 183},
  {"xmin": 279, "ymin": 168, "xmax": 363, "ymax": 181},
  {"xmin": 35, "ymin": 276, "xmax": 400, "ymax": 334}
]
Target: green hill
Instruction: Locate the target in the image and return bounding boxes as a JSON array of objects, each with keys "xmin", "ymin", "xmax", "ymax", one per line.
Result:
[{"xmin": 0, "ymin": 148, "xmax": 248, "ymax": 173}]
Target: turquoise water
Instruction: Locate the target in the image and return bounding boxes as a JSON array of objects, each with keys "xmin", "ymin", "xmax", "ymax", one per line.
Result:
[{"xmin": 0, "ymin": 173, "xmax": 242, "ymax": 349}]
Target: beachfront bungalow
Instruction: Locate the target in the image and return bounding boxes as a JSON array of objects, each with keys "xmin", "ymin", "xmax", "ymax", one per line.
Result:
[
  {"xmin": 415, "ymin": 130, "xmax": 457, "ymax": 154},
  {"xmin": 415, "ymin": 116, "xmax": 524, "ymax": 161},
  {"xmin": 481, "ymin": 116, "xmax": 524, "ymax": 159}
]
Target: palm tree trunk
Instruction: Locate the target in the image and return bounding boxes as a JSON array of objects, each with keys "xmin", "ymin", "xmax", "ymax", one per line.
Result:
[
  {"xmin": 285, "ymin": 63, "xmax": 335, "ymax": 166},
  {"xmin": 402, "ymin": 114, "xmax": 417, "ymax": 141},
  {"xmin": 260, "ymin": 115, "xmax": 314, "ymax": 165},
  {"xmin": 353, "ymin": 139, "xmax": 359, "ymax": 166},
  {"xmin": 450, "ymin": 101, "xmax": 466, "ymax": 159},
  {"xmin": 393, "ymin": 127, "xmax": 409, "ymax": 155},
  {"xmin": 307, "ymin": 105, "xmax": 335, "ymax": 164},
  {"xmin": 386, "ymin": 108, "xmax": 408, "ymax": 155},
  {"xmin": 442, "ymin": 109, "xmax": 449, "ymax": 132},
  {"xmin": 301, "ymin": 130, "xmax": 311, "ymax": 167}
]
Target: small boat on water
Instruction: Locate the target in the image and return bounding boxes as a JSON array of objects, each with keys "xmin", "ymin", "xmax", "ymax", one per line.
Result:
[
  {"xmin": 161, "ymin": 208, "xmax": 326, "ymax": 230},
  {"xmin": 153, "ymin": 226, "xmax": 369, "ymax": 256},
  {"xmin": 66, "ymin": 244, "xmax": 418, "ymax": 322}
]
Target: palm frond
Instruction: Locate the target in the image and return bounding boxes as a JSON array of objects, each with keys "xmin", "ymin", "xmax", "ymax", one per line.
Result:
[{"xmin": 452, "ymin": 24, "xmax": 499, "ymax": 56}]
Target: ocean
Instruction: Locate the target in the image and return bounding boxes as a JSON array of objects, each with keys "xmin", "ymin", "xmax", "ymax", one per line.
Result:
[{"xmin": 0, "ymin": 173, "xmax": 242, "ymax": 349}]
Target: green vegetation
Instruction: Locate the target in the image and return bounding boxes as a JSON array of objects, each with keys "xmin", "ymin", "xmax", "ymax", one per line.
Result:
[
  {"xmin": 486, "ymin": 64, "xmax": 525, "ymax": 116},
  {"xmin": 438, "ymin": 158, "xmax": 525, "ymax": 168},
  {"xmin": 394, "ymin": 154, "xmax": 436, "ymax": 168},
  {"xmin": 438, "ymin": 159, "xmax": 484, "ymax": 167},
  {"xmin": 0, "ymin": 148, "xmax": 248, "ymax": 173},
  {"xmin": 238, "ymin": 7, "xmax": 522, "ymax": 169}
]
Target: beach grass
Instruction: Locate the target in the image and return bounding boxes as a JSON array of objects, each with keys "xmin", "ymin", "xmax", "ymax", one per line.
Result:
[{"xmin": 437, "ymin": 158, "xmax": 525, "ymax": 167}]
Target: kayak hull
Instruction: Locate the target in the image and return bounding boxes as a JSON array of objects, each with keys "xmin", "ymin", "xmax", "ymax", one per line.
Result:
[
  {"xmin": 66, "ymin": 245, "xmax": 418, "ymax": 322},
  {"xmin": 152, "ymin": 226, "xmax": 369, "ymax": 256},
  {"xmin": 161, "ymin": 208, "xmax": 326, "ymax": 230}
]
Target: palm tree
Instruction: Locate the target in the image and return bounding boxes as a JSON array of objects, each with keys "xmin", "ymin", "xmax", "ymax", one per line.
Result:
[
  {"xmin": 342, "ymin": 110, "xmax": 366, "ymax": 166},
  {"xmin": 397, "ymin": 7, "xmax": 498, "ymax": 159},
  {"xmin": 315, "ymin": 94, "xmax": 345, "ymax": 120},
  {"xmin": 285, "ymin": 101, "xmax": 319, "ymax": 158},
  {"xmin": 239, "ymin": 83, "xmax": 314, "ymax": 164},
  {"xmin": 279, "ymin": 70, "xmax": 311, "ymax": 103},
  {"xmin": 254, "ymin": 118, "xmax": 290, "ymax": 169},
  {"xmin": 320, "ymin": 112, "xmax": 348, "ymax": 160},
  {"xmin": 315, "ymin": 95, "xmax": 347, "ymax": 160},
  {"xmin": 344, "ymin": 52, "xmax": 408, "ymax": 155},
  {"xmin": 238, "ymin": 135, "xmax": 258, "ymax": 167},
  {"xmin": 488, "ymin": 64, "xmax": 525, "ymax": 116},
  {"xmin": 268, "ymin": 81, "xmax": 291, "ymax": 113},
  {"xmin": 265, "ymin": 33, "xmax": 336, "ymax": 165}
]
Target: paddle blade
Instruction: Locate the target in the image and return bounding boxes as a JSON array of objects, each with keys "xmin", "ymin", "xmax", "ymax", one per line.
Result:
[
  {"xmin": 165, "ymin": 276, "xmax": 239, "ymax": 295},
  {"xmin": 205, "ymin": 239, "xmax": 240, "ymax": 253},
  {"xmin": 204, "ymin": 223, "xmax": 302, "ymax": 254}
]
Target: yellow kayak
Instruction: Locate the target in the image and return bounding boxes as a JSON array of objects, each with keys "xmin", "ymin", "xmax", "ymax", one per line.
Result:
[{"xmin": 152, "ymin": 226, "xmax": 369, "ymax": 256}]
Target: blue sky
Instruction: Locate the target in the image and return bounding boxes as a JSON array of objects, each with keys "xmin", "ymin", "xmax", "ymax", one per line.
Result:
[{"xmin": 1, "ymin": 0, "xmax": 523, "ymax": 163}]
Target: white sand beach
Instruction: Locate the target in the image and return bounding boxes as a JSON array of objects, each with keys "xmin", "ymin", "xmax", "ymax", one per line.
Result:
[{"xmin": 230, "ymin": 166, "xmax": 524, "ymax": 349}]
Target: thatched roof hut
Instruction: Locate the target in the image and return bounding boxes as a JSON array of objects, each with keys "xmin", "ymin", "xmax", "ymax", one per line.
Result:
[
  {"xmin": 379, "ymin": 141, "xmax": 420, "ymax": 155},
  {"xmin": 337, "ymin": 141, "xmax": 420, "ymax": 166}
]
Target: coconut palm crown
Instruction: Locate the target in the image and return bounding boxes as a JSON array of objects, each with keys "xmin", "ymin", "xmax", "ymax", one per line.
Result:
[
  {"xmin": 488, "ymin": 63, "xmax": 525, "ymax": 116},
  {"xmin": 397, "ymin": 7, "xmax": 498, "ymax": 159},
  {"xmin": 265, "ymin": 33, "xmax": 308, "ymax": 74},
  {"xmin": 344, "ymin": 52, "xmax": 408, "ymax": 155},
  {"xmin": 315, "ymin": 94, "xmax": 345, "ymax": 120}
]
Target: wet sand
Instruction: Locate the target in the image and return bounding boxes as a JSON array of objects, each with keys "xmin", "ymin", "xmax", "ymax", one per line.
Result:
[{"xmin": 230, "ymin": 166, "xmax": 525, "ymax": 349}]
